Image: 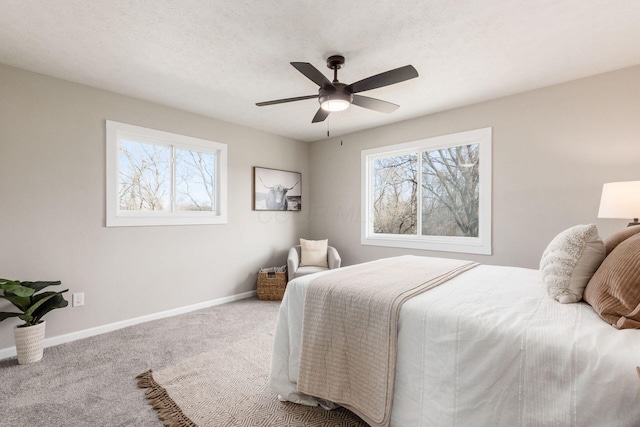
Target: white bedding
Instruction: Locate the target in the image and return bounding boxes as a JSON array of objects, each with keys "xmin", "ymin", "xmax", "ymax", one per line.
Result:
[{"xmin": 269, "ymin": 262, "xmax": 640, "ymax": 426}]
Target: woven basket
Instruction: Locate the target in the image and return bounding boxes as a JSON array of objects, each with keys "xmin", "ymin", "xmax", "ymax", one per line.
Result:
[{"xmin": 257, "ymin": 271, "xmax": 287, "ymax": 301}]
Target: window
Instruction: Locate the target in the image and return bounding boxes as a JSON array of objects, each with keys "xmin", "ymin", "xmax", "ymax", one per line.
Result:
[
  {"xmin": 106, "ymin": 120, "xmax": 227, "ymax": 226},
  {"xmin": 361, "ymin": 128, "xmax": 491, "ymax": 254}
]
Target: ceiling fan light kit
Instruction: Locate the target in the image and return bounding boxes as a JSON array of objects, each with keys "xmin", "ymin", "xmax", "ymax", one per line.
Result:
[
  {"xmin": 319, "ymin": 87, "xmax": 352, "ymax": 112},
  {"xmin": 256, "ymin": 54, "xmax": 418, "ymax": 123},
  {"xmin": 320, "ymin": 97, "xmax": 351, "ymax": 112}
]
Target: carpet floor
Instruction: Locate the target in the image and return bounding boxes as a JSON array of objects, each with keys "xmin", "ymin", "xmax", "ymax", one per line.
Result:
[{"xmin": 0, "ymin": 297, "xmax": 297, "ymax": 426}]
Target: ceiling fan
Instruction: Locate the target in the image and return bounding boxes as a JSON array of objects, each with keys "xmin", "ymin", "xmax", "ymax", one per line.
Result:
[{"xmin": 256, "ymin": 55, "xmax": 419, "ymax": 123}]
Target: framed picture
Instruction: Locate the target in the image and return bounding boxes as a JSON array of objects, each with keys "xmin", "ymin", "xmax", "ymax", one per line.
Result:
[{"xmin": 253, "ymin": 167, "xmax": 301, "ymax": 211}]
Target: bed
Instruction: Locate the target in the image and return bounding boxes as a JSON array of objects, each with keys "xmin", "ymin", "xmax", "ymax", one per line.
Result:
[{"xmin": 270, "ymin": 246, "xmax": 640, "ymax": 426}]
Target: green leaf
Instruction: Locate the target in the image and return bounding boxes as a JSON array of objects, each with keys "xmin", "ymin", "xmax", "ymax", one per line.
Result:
[
  {"xmin": 0, "ymin": 312, "xmax": 22, "ymax": 322},
  {"xmin": 21, "ymin": 281, "xmax": 62, "ymax": 293},
  {"xmin": 18, "ymin": 314, "xmax": 33, "ymax": 324},
  {"xmin": 0, "ymin": 294, "xmax": 31, "ymax": 312},
  {"xmin": 0, "ymin": 282, "xmax": 35, "ymax": 298},
  {"xmin": 23, "ymin": 292, "xmax": 59, "ymax": 317},
  {"xmin": 31, "ymin": 293, "xmax": 69, "ymax": 324}
]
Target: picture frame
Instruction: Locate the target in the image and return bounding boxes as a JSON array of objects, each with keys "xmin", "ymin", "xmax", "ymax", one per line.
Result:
[{"xmin": 253, "ymin": 167, "xmax": 301, "ymax": 211}]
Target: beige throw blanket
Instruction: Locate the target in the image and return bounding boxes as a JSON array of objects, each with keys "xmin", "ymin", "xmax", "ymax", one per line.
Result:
[{"xmin": 296, "ymin": 255, "xmax": 478, "ymax": 427}]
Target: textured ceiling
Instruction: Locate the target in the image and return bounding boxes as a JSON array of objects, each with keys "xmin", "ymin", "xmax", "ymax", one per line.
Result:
[{"xmin": 1, "ymin": 1, "xmax": 639, "ymax": 142}]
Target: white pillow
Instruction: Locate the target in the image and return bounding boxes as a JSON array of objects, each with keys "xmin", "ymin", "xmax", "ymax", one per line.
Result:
[
  {"xmin": 540, "ymin": 224, "xmax": 606, "ymax": 304},
  {"xmin": 300, "ymin": 239, "xmax": 329, "ymax": 268}
]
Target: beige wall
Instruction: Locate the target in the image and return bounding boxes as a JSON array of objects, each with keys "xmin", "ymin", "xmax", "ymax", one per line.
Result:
[
  {"xmin": 2, "ymin": 63, "xmax": 639, "ymax": 352},
  {"xmin": 0, "ymin": 64, "xmax": 309, "ymax": 351},
  {"xmin": 308, "ymin": 65, "xmax": 640, "ymax": 269}
]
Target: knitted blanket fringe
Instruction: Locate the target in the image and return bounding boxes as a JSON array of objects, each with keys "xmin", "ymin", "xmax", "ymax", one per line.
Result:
[{"xmin": 136, "ymin": 370, "xmax": 197, "ymax": 427}]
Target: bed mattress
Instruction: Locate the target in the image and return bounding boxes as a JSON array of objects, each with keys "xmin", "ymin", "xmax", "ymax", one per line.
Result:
[{"xmin": 270, "ymin": 262, "xmax": 640, "ymax": 426}]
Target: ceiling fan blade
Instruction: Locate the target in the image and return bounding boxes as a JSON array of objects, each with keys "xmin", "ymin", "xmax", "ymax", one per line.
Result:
[
  {"xmin": 256, "ymin": 94, "xmax": 317, "ymax": 107},
  {"xmin": 291, "ymin": 62, "xmax": 334, "ymax": 89},
  {"xmin": 346, "ymin": 65, "xmax": 418, "ymax": 94},
  {"xmin": 352, "ymin": 95, "xmax": 399, "ymax": 113},
  {"xmin": 312, "ymin": 108, "xmax": 330, "ymax": 123}
]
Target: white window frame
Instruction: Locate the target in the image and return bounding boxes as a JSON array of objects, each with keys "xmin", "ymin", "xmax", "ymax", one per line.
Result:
[
  {"xmin": 106, "ymin": 120, "xmax": 227, "ymax": 227},
  {"xmin": 361, "ymin": 127, "xmax": 492, "ymax": 255}
]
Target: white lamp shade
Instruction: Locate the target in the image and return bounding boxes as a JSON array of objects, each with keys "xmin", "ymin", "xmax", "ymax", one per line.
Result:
[{"xmin": 598, "ymin": 181, "xmax": 640, "ymax": 219}]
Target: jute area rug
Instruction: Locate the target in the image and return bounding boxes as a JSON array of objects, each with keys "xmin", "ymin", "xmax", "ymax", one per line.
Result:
[{"xmin": 137, "ymin": 330, "xmax": 367, "ymax": 426}]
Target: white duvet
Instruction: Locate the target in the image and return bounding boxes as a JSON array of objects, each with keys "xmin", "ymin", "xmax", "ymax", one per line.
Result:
[{"xmin": 269, "ymin": 263, "xmax": 640, "ymax": 426}]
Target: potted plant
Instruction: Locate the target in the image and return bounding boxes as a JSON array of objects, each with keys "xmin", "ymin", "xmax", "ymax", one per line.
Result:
[{"xmin": 0, "ymin": 278, "xmax": 69, "ymax": 364}]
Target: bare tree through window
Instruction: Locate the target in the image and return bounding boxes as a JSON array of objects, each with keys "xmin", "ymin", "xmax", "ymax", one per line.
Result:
[
  {"xmin": 118, "ymin": 141, "xmax": 217, "ymax": 212},
  {"xmin": 373, "ymin": 154, "xmax": 417, "ymax": 234},
  {"xmin": 175, "ymin": 149, "xmax": 216, "ymax": 211},
  {"xmin": 371, "ymin": 143, "xmax": 479, "ymax": 237},
  {"xmin": 118, "ymin": 140, "xmax": 170, "ymax": 211},
  {"xmin": 107, "ymin": 120, "xmax": 227, "ymax": 227},
  {"xmin": 362, "ymin": 128, "xmax": 491, "ymax": 254},
  {"xmin": 422, "ymin": 143, "xmax": 479, "ymax": 237}
]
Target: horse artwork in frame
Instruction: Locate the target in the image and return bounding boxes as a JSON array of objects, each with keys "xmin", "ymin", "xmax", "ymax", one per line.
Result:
[{"xmin": 253, "ymin": 167, "xmax": 301, "ymax": 211}]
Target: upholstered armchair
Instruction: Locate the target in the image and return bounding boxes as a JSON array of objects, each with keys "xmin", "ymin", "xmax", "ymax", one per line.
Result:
[{"xmin": 287, "ymin": 245, "xmax": 341, "ymax": 282}]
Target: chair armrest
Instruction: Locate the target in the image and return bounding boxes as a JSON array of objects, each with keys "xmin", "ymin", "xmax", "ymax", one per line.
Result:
[
  {"xmin": 287, "ymin": 247, "xmax": 300, "ymax": 282},
  {"xmin": 327, "ymin": 246, "xmax": 341, "ymax": 269}
]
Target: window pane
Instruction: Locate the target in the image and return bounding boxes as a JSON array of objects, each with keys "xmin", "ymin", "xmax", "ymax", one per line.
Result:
[
  {"xmin": 175, "ymin": 149, "xmax": 216, "ymax": 211},
  {"xmin": 421, "ymin": 144, "xmax": 479, "ymax": 237},
  {"xmin": 118, "ymin": 139, "xmax": 171, "ymax": 211},
  {"xmin": 373, "ymin": 154, "xmax": 418, "ymax": 234}
]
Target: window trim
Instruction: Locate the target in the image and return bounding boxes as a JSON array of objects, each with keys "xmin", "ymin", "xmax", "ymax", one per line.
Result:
[
  {"xmin": 106, "ymin": 120, "xmax": 227, "ymax": 227},
  {"xmin": 361, "ymin": 127, "xmax": 492, "ymax": 255}
]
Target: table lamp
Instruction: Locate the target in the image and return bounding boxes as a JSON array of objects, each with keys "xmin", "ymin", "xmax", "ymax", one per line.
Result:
[{"xmin": 598, "ymin": 181, "xmax": 640, "ymax": 227}]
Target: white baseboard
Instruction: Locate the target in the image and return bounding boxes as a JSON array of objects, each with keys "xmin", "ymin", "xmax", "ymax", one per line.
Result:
[{"xmin": 0, "ymin": 290, "xmax": 257, "ymax": 361}]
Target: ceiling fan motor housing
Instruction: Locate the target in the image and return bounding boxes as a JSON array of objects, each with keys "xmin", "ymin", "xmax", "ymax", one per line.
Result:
[{"xmin": 319, "ymin": 82, "xmax": 353, "ymax": 111}]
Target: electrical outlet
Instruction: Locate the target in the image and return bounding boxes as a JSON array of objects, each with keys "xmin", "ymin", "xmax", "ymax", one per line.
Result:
[{"xmin": 72, "ymin": 292, "xmax": 84, "ymax": 307}]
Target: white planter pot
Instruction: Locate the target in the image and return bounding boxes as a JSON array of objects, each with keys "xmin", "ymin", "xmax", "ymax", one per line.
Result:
[{"xmin": 13, "ymin": 321, "xmax": 46, "ymax": 365}]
